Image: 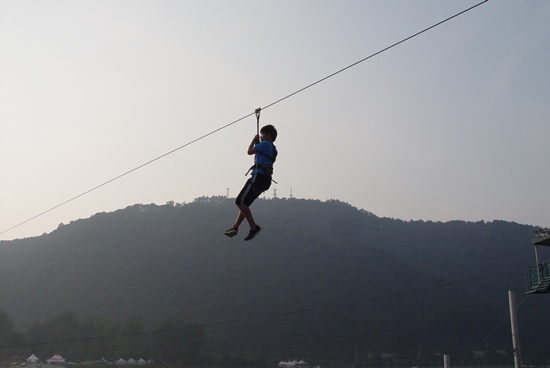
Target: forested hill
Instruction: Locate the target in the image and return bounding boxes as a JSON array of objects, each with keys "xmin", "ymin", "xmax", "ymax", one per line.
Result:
[{"xmin": 1, "ymin": 197, "xmax": 549, "ymax": 362}]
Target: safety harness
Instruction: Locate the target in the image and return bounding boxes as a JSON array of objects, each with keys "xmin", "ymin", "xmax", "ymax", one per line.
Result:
[{"xmin": 251, "ymin": 146, "xmax": 277, "ymax": 175}]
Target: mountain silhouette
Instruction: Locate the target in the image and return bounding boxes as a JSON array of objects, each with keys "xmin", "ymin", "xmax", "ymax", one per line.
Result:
[{"xmin": 1, "ymin": 197, "xmax": 549, "ymax": 362}]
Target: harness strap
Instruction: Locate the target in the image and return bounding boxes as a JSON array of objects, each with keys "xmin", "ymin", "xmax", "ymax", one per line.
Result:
[
  {"xmin": 245, "ymin": 164, "xmax": 273, "ymax": 176},
  {"xmin": 256, "ymin": 149, "xmax": 277, "ymax": 163},
  {"xmin": 245, "ymin": 143, "xmax": 277, "ymax": 176},
  {"xmin": 244, "ymin": 164, "xmax": 278, "ymax": 184}
]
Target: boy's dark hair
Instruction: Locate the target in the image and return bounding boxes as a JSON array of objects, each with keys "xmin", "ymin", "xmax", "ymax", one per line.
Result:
[{"xmin": 260, "ymin": 124, "xmax": 277, "ymax": 141}]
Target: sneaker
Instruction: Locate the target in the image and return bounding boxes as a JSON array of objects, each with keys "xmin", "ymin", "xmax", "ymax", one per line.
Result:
[
  {"xmin": 224, "ymin": 228, "xmax": 238, "ymax": 237},
  {"xmin": 244, "ymin": 226, "xmax": 262, "ymax": 241}
]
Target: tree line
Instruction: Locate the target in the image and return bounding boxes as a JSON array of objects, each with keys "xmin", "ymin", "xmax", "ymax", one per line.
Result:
[{"xmin": 0, "ymin": 310, "xmax": 206, "ymax": 365}]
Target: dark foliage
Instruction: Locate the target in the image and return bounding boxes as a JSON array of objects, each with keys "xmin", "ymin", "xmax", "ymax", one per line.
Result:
[{"xmin": 1, "ymin": 197, "xmax": 549, "ymax": 365}]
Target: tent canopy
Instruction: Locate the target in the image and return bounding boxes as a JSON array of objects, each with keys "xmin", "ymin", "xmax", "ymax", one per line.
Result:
[{"xmin": 46, "ymin": 354, "xmax": 65, "ymax": 364}]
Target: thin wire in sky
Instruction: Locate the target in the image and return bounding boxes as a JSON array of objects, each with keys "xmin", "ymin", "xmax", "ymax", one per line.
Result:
[{"xmin": 0, "ymin": 0, "xmax": 488, "ymax": 237}]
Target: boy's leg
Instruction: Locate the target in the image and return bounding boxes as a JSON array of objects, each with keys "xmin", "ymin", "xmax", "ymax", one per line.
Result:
[
  {"xmin": 231, "ymin": 210, "xmax": 246, "ymax": 230},
  {"xmin": 236, "ymin": 203, "xmax": 258, "ymax": 230},
  {"xmin": 225, "ymin": 178, "xmax": 255, "ymax": 237},
  {"xmin": 233, "ymin": 177, "xmax": 261, "ymax": 231},
  {"xmin": 226, "ymin": 175, "xmax": 268, "ymax": 239}
]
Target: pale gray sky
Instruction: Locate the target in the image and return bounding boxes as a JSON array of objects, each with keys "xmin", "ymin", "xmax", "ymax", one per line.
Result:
[{"xmin": 1, "ymin": 0, "xmax": 549, "ymax": 240}]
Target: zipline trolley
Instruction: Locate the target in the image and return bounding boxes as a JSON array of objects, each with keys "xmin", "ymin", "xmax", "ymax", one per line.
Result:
[{"xmin": 526, "ymin": 228, "xmax": 550, "ymax": 294}]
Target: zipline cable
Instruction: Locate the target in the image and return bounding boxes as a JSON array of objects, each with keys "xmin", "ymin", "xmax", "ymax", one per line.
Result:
[
  {"xmin": 0, "ymin": 113, "xmax": 255, "ymax": 236},
  {"xmin": 0, "ymin": 0, "xmax": 488, "ymax": 237},
  {"xmin": 261, "ymin": 0, "xmax": 488, "ymax": 111},
  {"xmin": 0, "ymin": 266, "xmax": 523, "ymax": 350}
]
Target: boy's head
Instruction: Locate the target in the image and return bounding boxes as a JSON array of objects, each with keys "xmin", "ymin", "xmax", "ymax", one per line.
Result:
[{"xmin": 260, "ymin": 124, "xmax": 277, "ymax": 142}]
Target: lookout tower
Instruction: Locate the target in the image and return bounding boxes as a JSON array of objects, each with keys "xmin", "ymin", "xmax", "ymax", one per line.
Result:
[{"xmin": 526, "ymin": 229, "xmax": 550, "ymax": 294}]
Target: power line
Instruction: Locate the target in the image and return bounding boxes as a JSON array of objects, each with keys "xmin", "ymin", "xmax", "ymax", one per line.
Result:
[
  {"xmin": 0, "ymin": 0, "xmax": 488, "ymax": 237},
  {"xmin": 454, "ymin": 294, "xmax": 530, "ymax": 366},
  {"xmin": 0, "ymin": 266, "xmax": 524, "ymax": 351}
]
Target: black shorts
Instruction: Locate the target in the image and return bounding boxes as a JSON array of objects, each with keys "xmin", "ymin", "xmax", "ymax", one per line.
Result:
[{"xmin": 236, "ymin": 174, "xmax": 272, "ymax": 206}]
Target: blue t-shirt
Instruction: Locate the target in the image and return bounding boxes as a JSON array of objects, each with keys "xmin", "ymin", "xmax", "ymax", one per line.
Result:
[{"xmin": 252, "ymin": 141, "xmax": 277, "ymax": 175}]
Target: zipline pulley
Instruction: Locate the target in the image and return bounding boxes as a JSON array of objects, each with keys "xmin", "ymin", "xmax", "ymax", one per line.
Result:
[{"xmin": 255, "ymin": 108, "xmax": 261, "ymax": 137}]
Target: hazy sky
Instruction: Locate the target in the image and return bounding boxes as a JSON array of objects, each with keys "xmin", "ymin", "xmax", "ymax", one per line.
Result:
[{"xmin": 1, "ymin": 0, "xmax": 549, "ymax": 241}]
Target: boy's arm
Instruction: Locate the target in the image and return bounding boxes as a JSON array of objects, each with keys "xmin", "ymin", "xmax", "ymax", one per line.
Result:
[{"xmin": 247, "ymin": 135, "xmax": 260, "ymax": 155}]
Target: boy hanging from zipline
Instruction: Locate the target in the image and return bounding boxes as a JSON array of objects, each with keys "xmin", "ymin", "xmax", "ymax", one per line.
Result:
[{"xmin": 224, "ymin": 108, "xmax": 278, "ymax": 241}]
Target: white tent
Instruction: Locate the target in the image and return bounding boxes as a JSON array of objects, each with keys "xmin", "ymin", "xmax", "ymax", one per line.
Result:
[
  {"xmin": 127, "ymin": 359, "xmax": 136, "ymax": 365},
  {"xmin": 137, "ymin": 359, "xmax": 146, "ymax": 366},
  {"xmin": 26, "ymin": 354, "xmax": 39, "ymax": 363},
  {"xmin": 115, "ymin": 358, "xmax": 126, "ymax": 365},
  {"xmin": 47, "ymin": 354, "xmax": 65, "ymax": 364}
]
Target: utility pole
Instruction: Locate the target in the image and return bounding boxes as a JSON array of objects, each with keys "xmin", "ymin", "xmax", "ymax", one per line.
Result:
[{"xmin": 509, "ymin": 290, "xmax": 522, "ymax": 368}]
